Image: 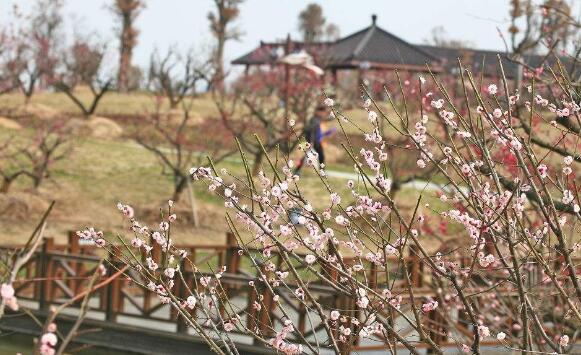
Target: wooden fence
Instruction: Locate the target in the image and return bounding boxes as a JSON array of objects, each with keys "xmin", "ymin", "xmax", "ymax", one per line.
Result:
[{"xmin": 0, "ymin": 232, "xmax": 568, "ymax": 353}]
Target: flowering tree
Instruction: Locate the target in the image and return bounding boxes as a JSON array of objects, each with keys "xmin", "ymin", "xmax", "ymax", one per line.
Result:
[
  {"xmin": 0, "ymin": 203, "xmax": 127, "ymax": 355},
  {"xmin": 0, "ymin": 121, "xmax": 70, "ymax": 193},
  {"xmin": 0, "ymin": 202, "xmax": 53, "ymax": 319},
  {"xmin": 0, "ymin": 32, "xmax": 16, "ymax": 95},
  {"xmin": 2, "ymin": 0, "xmax": 63, "ymax": 103},
  {"xmin": 298, "ymin": 3, "xmax": 340, "ymax": 43},
  {"xmin": 505, "ymin": 0, "xmax": 578, "ymax": 88},
  {"xmin": 77, "ymin": 50, "xmax": 581, "ymax": 354},
  {"xmin": 215, "ymin": 66, "xmax": 323, "ymax": 175}
]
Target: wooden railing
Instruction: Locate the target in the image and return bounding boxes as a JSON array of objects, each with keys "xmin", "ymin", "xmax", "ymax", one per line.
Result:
[{"xmin": 0, "ymin": 232, "xmax": 572, "ymax": 353}]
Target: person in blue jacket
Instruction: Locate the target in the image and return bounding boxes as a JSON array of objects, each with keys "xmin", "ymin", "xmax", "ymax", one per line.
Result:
[{"xmin": 294, "ymin": 104, "xmax": 336, "ymax": 174}]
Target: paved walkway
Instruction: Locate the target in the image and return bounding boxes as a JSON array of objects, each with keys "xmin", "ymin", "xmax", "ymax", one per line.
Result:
[
  {"xmin": 126, "ymin": 142, "xmax": 467, "ymax": 194},
  {"xmin": 325, "ymin": 169, "xmax": 468, "ymax": 194}
]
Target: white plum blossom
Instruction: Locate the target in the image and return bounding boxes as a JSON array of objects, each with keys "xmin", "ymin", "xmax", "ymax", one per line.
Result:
[
  {"xmin": 478, "ymin": 325, "xmax": 491, "ymax": 338},
  {"xmin": 560, "ymin": 335, "xmax": 569, "ymax": 347},
  {"xmin": 563, "ymin": 190, "xmax": 574, "ymax": 205},
  {"xmin": 186, "ymin": 295, "xmax": 197, "ymax": 309}
]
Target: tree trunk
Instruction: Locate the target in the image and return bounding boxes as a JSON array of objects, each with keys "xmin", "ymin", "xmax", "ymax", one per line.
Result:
[
  {"xmin": 23, "ymin": 93, "xmax": 32, "ymax": 106},
  {"xmin": 118, "ymin": 13, "xmax": 133, "ymax": 93},
  {"xmin": 116, "ymin": 1, "xmax": 142, "ymax": 93},
  {"xmin": 390, "ymin": 181, "xmax": 402, "ymax": 200},
  {"xmin": 169, "ymin": 99, "xmax": 179, "ymax": 110},
  {"xmin": 0, "ymin": 177, "xmax": 13, "ymax": 193},
  {"xmin": 33, "ymin": 175, "xmax": 43, "ymax": 190},
  {"xmin": 172, "ymin": 175, "xmax": 188, "ymax": 202},
  {"xmin": 251, "ymin": 152, "xmax": 264, "ymax": 176},
  {"xmin": 186, "ymin": 178, "xmax": 199, "ymax": 227},
  {"xmin": 212, "ymin": 38, "xmax": 226, "ymax": 93}
]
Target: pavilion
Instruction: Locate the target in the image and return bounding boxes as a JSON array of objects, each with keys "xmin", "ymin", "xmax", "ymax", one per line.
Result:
[{"xmin": 232, "ymin": 14, "xmax": 560, "ymax": 81}]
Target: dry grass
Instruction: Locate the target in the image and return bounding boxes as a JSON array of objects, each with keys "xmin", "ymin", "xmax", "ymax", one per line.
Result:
[
  {"xmin": 0, "ymin": 128, "xmax": 235, "ymax": 245},
  {"xmin": 0, "ymin": 90, "xmax": 450, "ymax": 250},
  {"xmin": 0, "ymin": 87, "xmax": 220, "ymax": 119}
]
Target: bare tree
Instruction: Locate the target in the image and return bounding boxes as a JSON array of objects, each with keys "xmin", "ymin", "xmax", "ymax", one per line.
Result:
[
  {"xmin": 134, "ymin": 102, "xmax": 234, "ymax": 207},
  {"xmin": 298, "ymin": 3, "xmax": 340, "ymax": 43},
  {"xmin": 111, "ymin": 0, "xmax": 145, "ymax": 93},
  {"xmin": 54, "ymin": 38, "xmax": 112, "ymax": 117},
  {"xmin": 298, "ymin": 3, "xmax": 326, "ymax": 43},
  {"xmin": 505, "ymin": 0, "xmax": 576, "ymax": 88},
  {"xmin": 0, "ymin": 121, "xmax": 70, "ymax": 193},
  {"xmin": 148, "ymin": 48, "xmax": 210, "ymax": 110},
  {"xmin": 0, "ymin": 32, "xmax": 17, "ymax": 95},
  {"xmin": 207, "ymin": 0, "xmax": 243, "ymax": 91}
]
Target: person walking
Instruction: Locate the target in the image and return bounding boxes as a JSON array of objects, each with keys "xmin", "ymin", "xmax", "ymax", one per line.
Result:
[{"xmin": 294, "ymin": 104, "xmax": 336, "ymax": 175}]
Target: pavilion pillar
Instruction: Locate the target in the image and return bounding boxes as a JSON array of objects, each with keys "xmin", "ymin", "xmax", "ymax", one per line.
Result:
[{"xmin": 331, "ymin": 68, "xmax": 338, "ymax": 86}]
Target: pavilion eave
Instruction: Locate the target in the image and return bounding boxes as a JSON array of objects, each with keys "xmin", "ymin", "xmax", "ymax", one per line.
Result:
[{"xmin": 325, "ymin": 60, "xmax": 443, "ymax": 73}]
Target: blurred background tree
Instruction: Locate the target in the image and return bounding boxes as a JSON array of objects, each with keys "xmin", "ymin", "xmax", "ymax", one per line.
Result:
[
  {"xmin": 298, "ymin": 3, "xmax": 340, "ymax": 43},
  {"xmin": 111, "ymin": 0, "xmax": 146, "ymax": 93},
  {"xmin": 207, "ymin": 0, "xmax": 243, "ymax": 92}
]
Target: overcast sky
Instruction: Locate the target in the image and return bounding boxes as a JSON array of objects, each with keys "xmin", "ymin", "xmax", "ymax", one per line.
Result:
[{"xmin": 1, "ymin": 0, "xmax": 576, "ymax": 71}]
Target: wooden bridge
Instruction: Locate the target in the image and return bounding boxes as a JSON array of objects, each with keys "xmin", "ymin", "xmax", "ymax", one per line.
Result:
[{"xmin": 0, "ymin": 232, "xmax": 565, "ymax": 354}]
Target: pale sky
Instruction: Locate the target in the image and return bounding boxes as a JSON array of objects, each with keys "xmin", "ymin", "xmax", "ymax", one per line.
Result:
[{"xmin": 1, "ymin": 0, "xmax": 576, "ymax": 71}]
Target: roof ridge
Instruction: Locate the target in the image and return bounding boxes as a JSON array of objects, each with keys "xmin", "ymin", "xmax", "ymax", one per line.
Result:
[
  {"xmin": 417, "ymin": 44, "xmax": 561, "ymax": 62},
  {"xmin": 372, "ymin": 26, "xmax": 437, "ymax": 61},
  {"xmin": 352, "ymin": 25, "xmax": 376, "ymax": 60},
  {"xmin": 418, "ymin": 44, "xmax": 508, "ymax": 55}
]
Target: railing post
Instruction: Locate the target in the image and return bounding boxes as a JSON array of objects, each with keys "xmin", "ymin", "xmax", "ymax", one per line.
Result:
[
  {"xmin": 256, "ymin": 273, "xmax": 274, "ymax": 345},
  {"xmin": 105, "ymin": 245, "xmax": 122, "ymax": 322},
  {"xmin": 37, "ymin": 238, "xmax": 49, "ymax": 310},
  {"xmin": 248, "ymin": 265, "xmax": 274, "ymax": 346},
  {"xmin": 427, "ymin": 297, "xmax": 447, "ymax": 353},
  {"xmin": 369, "ymin": 262, "xmax": 377, "ymax": 289},
  {"xmin": 225, "ymin": 232, "xmax": 240, "ymax": 274},
  {"xmin": 336, "ymin": 293, "xmax": 355, "ymax": 354},
  {"xmin": 246, "ymin": 283, "xmax": 259, "ymax": 332},
  {"xmin": 68, "ymin": 231, "xmax": 81, "ymax": 295},
  {"xmin": 408, "ymin": 245, "xmax": 423, "ymax": 287},
  {"xmin": 175, "ymin": 258, "xmax": 188, "ymax": 334},
  {"xmin": 39, "ymin": 238, "xmax": 54, "ymax": 310},
  {"xmin": 324, "ymin": 241, "xmax": 340, "ymax": 283}
]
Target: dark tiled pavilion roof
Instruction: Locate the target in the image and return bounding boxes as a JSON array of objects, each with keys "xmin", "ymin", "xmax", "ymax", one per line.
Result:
[
  {"xmin": 232, "ymin": 14, "xmax": 568, "ymax": 78},
  {"xmin": 231, "ymin": 41, "xmax": 333, "ymax": 66},
  {"xmin": 232, "ymin": 15, "xmax": 440, "ymax": 72},
  {"xmin": 417, "ymin": 45, "xmax": 563, "ymax": 79},
  {"xmin": 325, "ymin": 15, "xmax": 439, "ymax": 71}
]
